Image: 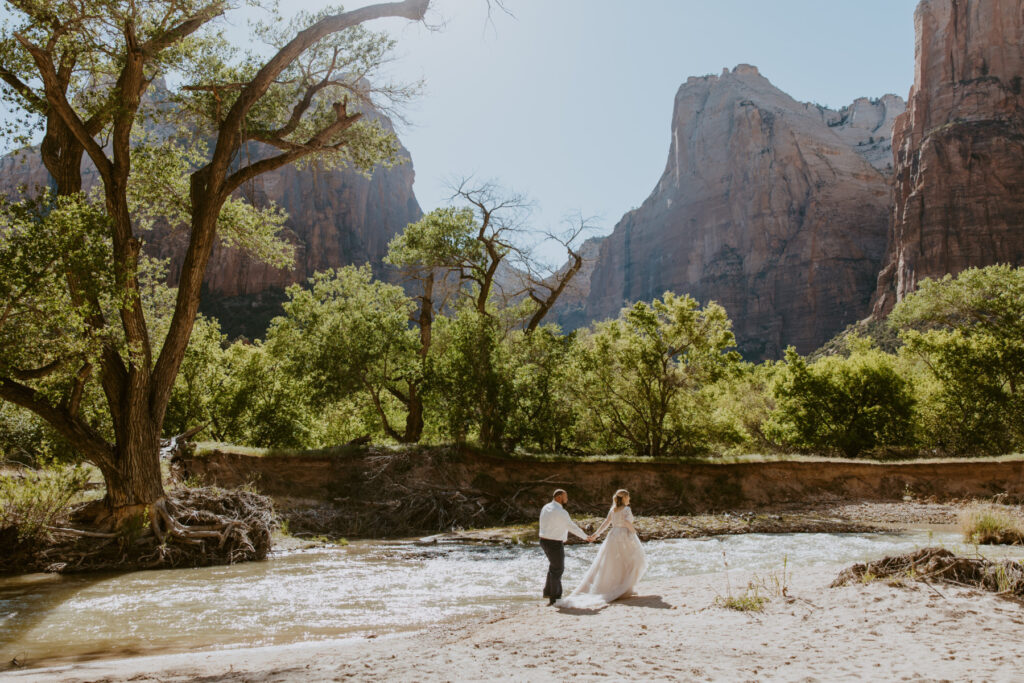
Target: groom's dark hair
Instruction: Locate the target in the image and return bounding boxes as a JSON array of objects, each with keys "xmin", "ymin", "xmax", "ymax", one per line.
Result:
[{"xmin": 552, "ymin": 489, "xmax": 567, "ymax": 499}]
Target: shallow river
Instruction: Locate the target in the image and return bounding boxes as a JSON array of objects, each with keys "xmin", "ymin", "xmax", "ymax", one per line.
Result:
[{"xmin": 0, "ymin": 530, "xmax": 1008, "ymax": 666}]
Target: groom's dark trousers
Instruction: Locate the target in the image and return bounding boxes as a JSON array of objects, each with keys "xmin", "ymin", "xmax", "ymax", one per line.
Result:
[{"xmin": 540, "ymin": 538, "xmax": 565, "ymax": 600}]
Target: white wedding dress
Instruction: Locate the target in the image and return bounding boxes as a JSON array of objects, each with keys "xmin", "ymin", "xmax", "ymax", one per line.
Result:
[{"xmin": 557, "ymin": 505, "xmax": 647, "ymax": 608}]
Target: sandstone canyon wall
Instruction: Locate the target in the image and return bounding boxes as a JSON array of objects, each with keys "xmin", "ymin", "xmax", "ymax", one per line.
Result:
[
  {"xmin": 872, "ymin": 0, "xmax": 1024, "ymax": 315},
  {"xmin": 578, "ymin": 65, "xmax": 903, "ymax": 359},
  {"xmin": 0, "ymin": 114, "xmax": 421, "ymax": 339}
]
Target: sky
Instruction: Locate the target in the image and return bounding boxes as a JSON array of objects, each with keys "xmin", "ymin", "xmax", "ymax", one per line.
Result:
[
  {"xmin": 1, "ymin": 0, "xmax": 919, "ymax": 265},
  {"xmin": 352, "ymin": 0, "xmax": 919, "ymax": 264}
]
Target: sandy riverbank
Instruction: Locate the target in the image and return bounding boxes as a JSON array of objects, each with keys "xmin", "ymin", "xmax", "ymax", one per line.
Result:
[{"xmin": 8, "ymin": 559, "xmax": 1024, "ymax": 682}]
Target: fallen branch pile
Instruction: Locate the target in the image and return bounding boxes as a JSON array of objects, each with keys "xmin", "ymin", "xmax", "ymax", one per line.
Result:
[
  {"xmin": 831, "ymin": 547, "xmax": 1024, "ymax": 596},
  {"xmin": 279, "ymin": 449, "xmax": 564, "ymax": 538}
]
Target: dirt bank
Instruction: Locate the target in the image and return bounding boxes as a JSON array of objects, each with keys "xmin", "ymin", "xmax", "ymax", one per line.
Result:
[{"xmin": 175, "ymin": 446, "xmax": 1024, "ymax": 538}]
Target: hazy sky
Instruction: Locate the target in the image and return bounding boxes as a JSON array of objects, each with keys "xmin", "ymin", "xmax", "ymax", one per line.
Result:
[
  {"xmin": 2, "ymin": 0, "xmax": 919, "ymax": 264},
  {"xmin": 358, "ymin": 0, "xmax": 919, "ymax": 263}
]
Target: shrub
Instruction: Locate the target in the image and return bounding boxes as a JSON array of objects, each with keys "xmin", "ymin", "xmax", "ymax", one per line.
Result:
[
  {"xmin": 706, "ymin": 361, "xmax": 780, "ymax": 452},
  {"xmin": 426, "ymin": 307, "xmax": 511, "ymax": 447},
  {"xmin": 0, "ymin": 402, "xmax": 80, "ymax": 466},
  {"xmin": 572, "ymin": 292, "xmax": 741, "ymax": 457},
  {"xmin": 891, "ymin": 265, "xmax": 1024, "ymax": 455},
  {"xmin": 961, "ymin": 505, "xmax": 1024, "ymax": 545},
  {"xmin": 0, "ymin": 463, "xmax": 90, "ymax": 545},
  {"xmin": 165, "ymin": 315, "xmax": 228, "ymax": 438},
  {"xmin": 899, "ymin": 329, "xmax": 1021, "ymax": 454},
  {"xmin": 766, "ymin": 339, "xmax": 915, "ymax": 457},
  {"xmin": 714, "ymin": 588, "xmax": 768, "ymax": 612},
  {"xmin": 207, "ymin": 342, "xmax": 314, "ymax": 449},
  {"xmin": 501, "ymin": 326, "xmax": 579, "ymax": 452}
]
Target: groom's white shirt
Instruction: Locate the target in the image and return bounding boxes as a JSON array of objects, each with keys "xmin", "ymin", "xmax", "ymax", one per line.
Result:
[{"xmin": 539, "ymin": 501, "xmax": 589, "ymax": 542}]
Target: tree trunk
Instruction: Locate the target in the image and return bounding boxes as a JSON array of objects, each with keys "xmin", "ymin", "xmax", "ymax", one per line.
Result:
[
  {"xmin": 103, "ymin": 416, "xmax": 166, "ymax": 523},
  {"xmin": 398, "ymin": 273, "xmax": 434, "ymax": 444},
  {"xmin": 403, "ymin": 384, "xmax": 424, "ymax": 443}
]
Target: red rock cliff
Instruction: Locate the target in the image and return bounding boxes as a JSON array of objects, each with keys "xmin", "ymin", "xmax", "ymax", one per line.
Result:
[
  {"xmin": 0, "ymin": 113, "xmax": 421, "ymax": 338},
  {"xmin": 582, "ymin": 65, "xmax": 901, "ymax": 359},
  {"xmin": 872, "ymin": 0, "xmax": 1024, "ymax": 315}
]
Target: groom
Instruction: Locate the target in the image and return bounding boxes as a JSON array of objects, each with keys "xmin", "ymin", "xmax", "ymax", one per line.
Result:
[{"xmin": 539, "ymin": 489, "xmax": 592, "ymax": 605}]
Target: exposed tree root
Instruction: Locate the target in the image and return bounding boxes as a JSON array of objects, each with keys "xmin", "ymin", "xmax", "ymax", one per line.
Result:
[
  {"xmin": 831, "ymin": 547, "xmax": 1024, "ymax": 596},
  {"xmin": 1, "ymin": 486, "xmax": 274, "ymax": 575}
]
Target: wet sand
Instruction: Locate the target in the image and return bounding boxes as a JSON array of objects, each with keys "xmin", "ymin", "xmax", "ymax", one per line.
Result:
[{"xmin": 7, "ymin": 562, "xmax": 1024, "ymax": 682}]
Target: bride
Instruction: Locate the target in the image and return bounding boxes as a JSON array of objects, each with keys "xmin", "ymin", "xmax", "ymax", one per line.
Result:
[{"xmin": 558, "ymin": 489, "xmax": 647, "ymax": 608}]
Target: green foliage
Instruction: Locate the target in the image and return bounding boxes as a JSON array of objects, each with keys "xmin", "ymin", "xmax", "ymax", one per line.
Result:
[
  {"xmin": 269, "ymin": 266, "xmax": 417, "ymax": 406},
  {"xmin": 426, "ymin": 307, "xmax": 510, "ymax": 445},
  {"xmin": 501, "ymin": 326, "xmax": 579, "ymax": 452},
  {"xmin": 305, "ymin": 398, "xmax": 382, "ymax": 446},
  {"xmin": 714, "ymin": 588, "xmax": 769, "ymax": 612},
  {"xmin": 891, "ymin": 266, "xmax": 1024, "ymax": 455},
  {"xmin": 384, "ymin": 207, "xmax": 483, "ymax": 273},
  {"xmin": 128, "ymin": 136, "xmax": 294, "ymax": 268},
  {"xmin": 143, "ymin": 264, "xmax": 1024, "ymax": 460},
  {"xmin": 267, "ymin": 265, "xmax": 418, "ymax": 441},
  {"xmin": 0, "ymin": 193, "xmax": 175, "ymax": 445},
  {"xmin": 206, "ymin": 342, "xmax": 313, "ymax": 449},
  {"xmin": 706, "ymin": 362, "xmax": 779, "ymax": 452},
  {"xmin": 0, "ymin": 193, "xmax": 115, "ymax": 388},
  {"xmin": 165, "ymin": 315, "xmax": 229, "ymax": 437},
  {"xmin": 572, "ymin": 292, "xmax": 741, "ymax": 457},
  {"xmin": 0, "ymin": 463, "xmax": 90, "ymax": 543},
  {"xmin": 766, "ymin": 339, "xmax": 915, "ymax": 457},
  {"xmin": 0, "ymin": 403, "xmax": 79, "ymax": 466},
  {"xmin": 889, "ymin": 265, "xmax": 1024, "ymax": 337}
]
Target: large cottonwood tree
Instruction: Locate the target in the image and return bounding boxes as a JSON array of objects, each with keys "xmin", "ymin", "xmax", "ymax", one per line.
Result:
[{"xmin": 0, "ymin": 0, "xmax": 430, "ymax": 529}]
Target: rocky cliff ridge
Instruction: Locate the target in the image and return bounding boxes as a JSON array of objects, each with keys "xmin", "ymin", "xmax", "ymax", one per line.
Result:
[
  {"xmin": 872, "ymin": 0, "xmax": 1024, "ymax": 315},
  {"xmin": 576, "ymin": 65, "xmax": 902, "ymax": 358},
  {"xmin": 0, "ymin": 107, "xmax": 421, "ymax": 339}
]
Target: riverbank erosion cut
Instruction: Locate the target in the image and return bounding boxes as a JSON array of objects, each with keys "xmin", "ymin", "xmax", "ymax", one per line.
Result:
[{"xmin": 175, "ymin": 447, "xmax": 1024, "ymax": 537}]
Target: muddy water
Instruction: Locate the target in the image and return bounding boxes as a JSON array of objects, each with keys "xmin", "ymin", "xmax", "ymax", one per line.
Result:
[{"xmin": 0, "ymin": 530, "xmax": 1009, "ymax": 667}]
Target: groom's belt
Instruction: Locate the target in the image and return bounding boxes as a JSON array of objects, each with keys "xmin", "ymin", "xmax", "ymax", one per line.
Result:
[{"xmin": 538, "ymin": 536, "xmax": 565, "ymax": 542}]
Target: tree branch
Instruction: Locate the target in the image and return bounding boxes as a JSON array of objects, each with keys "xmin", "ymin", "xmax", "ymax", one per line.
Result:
[
  {"xmin": 220, "ymin": 103, "xmax": 362, "ymax": 198},
  {"xmin": 0, "ymin": 376, "xmax": 113, "ymax": 465},
  {"xmin": 208, "ymin": 0, "xmax": 429, "ymax": 181},
  {"xmin": 139, "ymin": 2, "xmax": 226, "ymax": 57},
  {"xmin": 526, "ymin": 247, "xmax": 582, "ymax": 332},
  {"xmin": 8, "ymin": 359, "xmax": 63, "ymax": 381},
  {"xmin": 0, "ymin": 65, "xmax": 45, "ymax": 111},
  {"xmin": 13, "ymin": 34, "xmax": 114, "ymax": 185}
]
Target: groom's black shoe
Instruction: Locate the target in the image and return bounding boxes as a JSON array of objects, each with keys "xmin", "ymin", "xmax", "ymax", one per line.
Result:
[{"xmin": 548, "ymin": 597, "xmax": 557, "ymax": 606}]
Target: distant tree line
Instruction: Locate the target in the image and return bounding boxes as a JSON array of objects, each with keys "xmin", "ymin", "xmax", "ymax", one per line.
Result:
[{"xmin": 6, "ymin": 223, "xmax": 1022, "ymax": 461}]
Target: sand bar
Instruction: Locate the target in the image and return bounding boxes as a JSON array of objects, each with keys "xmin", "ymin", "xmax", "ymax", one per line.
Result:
[{"xmin": 6, "ymin": 562, "xmax": 1024, "ymax": 682}]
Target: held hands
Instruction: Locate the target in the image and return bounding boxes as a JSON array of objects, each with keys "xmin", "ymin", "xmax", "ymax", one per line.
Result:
[{"xmin": 586, "ymin": 534, "xmax": 596, "ymax": 543}]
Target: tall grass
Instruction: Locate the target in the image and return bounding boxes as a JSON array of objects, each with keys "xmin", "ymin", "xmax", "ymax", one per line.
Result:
[
  {"xmin": 713, "ymin": 551, "xmax": 791, "ymax": 612},
  {"xmin": 960, "ymin": 504, "xmax": 1024, "ymax": 545},
  {"xmin": 0, "ymin": 464, "xmax": 90, "ymax": 544}
]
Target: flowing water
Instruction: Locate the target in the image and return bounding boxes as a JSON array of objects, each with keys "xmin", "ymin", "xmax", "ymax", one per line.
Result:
[{"xmin": 0, "ymin": 530, "xmax": 1013, "ymax": 667}]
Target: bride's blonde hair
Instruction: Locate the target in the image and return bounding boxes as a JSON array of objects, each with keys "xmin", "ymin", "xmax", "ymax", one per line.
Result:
[{"xmin": 612, "ymin": 489, "xmax": 630, "ymax": 509}]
